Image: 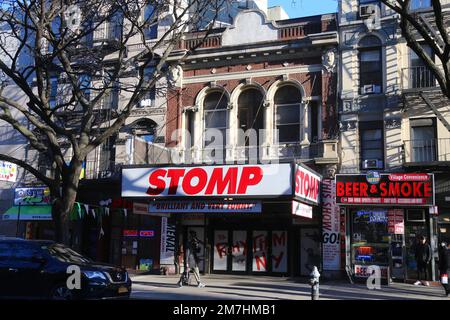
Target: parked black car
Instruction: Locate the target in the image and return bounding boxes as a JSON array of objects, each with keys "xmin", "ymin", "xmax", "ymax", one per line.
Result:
[{"xmin": 0, "ymin": 238, "xmax": 131, "ymax": 300}]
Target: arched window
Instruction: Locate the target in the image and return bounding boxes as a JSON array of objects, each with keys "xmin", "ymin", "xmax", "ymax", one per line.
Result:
[
  {"xmin": 237, "ymin": 89, "xmax": 264, "ymax": 146},
  {"xmin": 274, "ymin": 85, "xmax": 302, "ymax": 143},
  {"xmin": 358, "ymin": 35, "xmax": 382, "ymax": 94},
  {"xmin": 203, "ymin": 91, "xmax": 228, "ymax": 148}
]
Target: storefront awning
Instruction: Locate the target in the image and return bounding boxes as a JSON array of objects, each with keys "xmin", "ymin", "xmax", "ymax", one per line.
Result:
[{"xmin": 2, "ymin": 205, "xmax": 52, "ymax": 221}]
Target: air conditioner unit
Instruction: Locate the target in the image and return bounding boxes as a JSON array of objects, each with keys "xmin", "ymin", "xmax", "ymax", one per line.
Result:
[
  {"xmin": 361, "ymin": 84, "xmax": 381, "ymax": 95},
  {"xmin": 362, "ymin": 159, "xmax": 383, "ymax": 169},
  {"xmin": 360, "ymin": 4, "xmax": 377, "ymax": 18}
]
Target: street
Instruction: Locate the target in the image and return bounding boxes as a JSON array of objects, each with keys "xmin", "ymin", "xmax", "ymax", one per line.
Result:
[{"xmin": 130, "ymin": 274, "xmax": 449, "ymax": 300}]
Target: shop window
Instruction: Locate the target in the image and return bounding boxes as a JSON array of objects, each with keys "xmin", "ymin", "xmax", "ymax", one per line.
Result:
[
  {"xmin": 351, "ymin": 210, "xmax": 389, "ymax": 266},
  {"xmin": 406, "ymin": 209, "xmax": 426, "ymax": 222},
  {"xmin": 203, "ymin": 91, "xmax": 228, "ymax": 149},
  {"xmin": 410, "ymin": 118, "xmax": 436, "ymax": 162},
  {"xmin": 358, "ymin": 36, "xmax": 382, "ymax": 95},
  {"xmin": 274, "ymin": 85, "xmax": 302, "ymax": 143},
  {"xmin": 359, "ymin": 121, "xmax": 384, "ymax": 169}
]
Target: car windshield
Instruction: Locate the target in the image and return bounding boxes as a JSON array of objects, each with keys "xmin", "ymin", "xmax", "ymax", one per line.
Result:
[{"xmin": 43, "ymin": 244, "xmax": 92, "ymax": 264}]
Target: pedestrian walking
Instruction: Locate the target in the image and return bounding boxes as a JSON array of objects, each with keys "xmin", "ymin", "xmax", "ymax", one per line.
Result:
[
  {"xmin": 414, "ymin": 235, "xmax": 432, "ymax": 286},
  {"xmin": 177, "ymin": 230, "xmax": 206, "ymax": 288},
  {"xmin": 438, "ymin": 241, "xmax": 449, "ymax": 296}
]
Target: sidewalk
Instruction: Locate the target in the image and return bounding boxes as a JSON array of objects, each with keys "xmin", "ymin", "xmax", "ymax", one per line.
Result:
[{"xmin": 130, "ymin": 274, "xmax": 449, "ymax": 300}]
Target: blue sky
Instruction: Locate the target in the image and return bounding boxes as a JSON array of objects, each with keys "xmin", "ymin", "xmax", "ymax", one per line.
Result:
[{"xmin": 268, "ymin": 0, "xmax": 338, "ymax": 18}]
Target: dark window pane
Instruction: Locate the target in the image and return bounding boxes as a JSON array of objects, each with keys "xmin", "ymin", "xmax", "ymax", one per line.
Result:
[
  {"xmin": 276, "ymin": 104, "xmax": 300, "ymax": 124},
  {"xmin": 204, "ymin": 91, "xmax": 228, "ymax": 110},
  {"xmin": 274, "ymin": 85, "xmax": 302, "ymax": 104},
  {"xmin": 277, "ymin": 124, "xmax": 300, "ymax": 143},
  {"xmin": 205, "ymin": 110, "xmax": 227, "ymax": 129}
]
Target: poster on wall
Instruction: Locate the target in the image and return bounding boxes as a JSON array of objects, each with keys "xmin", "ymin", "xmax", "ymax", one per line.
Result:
[
  {"xmin": 231, "ymin": 231, "xmax": 247, "ymax": 272},
  {"xmin": 300, "ymin": 229, "xmax": 321, "ymax": 276},
  {"xmin": 271, "ymin": 231, "xmax": 287, "ymax": 273},
  {"xmin": 14, "ymin": 187, "xmax": 51, "ymax": 206},
  {"xmin": 322, "ymin": 179, "xmax": 341, "ymax": 271},
  {"xmin": 388, "ymin": 209, "xmax": 404, "ymax": 235},
  {"xmin": 213, "ymin": 230, "xmax": 228, "ymax": 271},
  {"xmin": 0, "ymin": 161, "xmax": 17, "ymax": 182},
  {"xmin": 160, "ymin": 217, "xmax": 176, "ymax": 265},
  {"xmin": 252, "ymin": 231, "xmax": 268, "ymax": 272}
]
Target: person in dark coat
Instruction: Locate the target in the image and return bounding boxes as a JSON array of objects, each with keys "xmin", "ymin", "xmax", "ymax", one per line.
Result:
[
  {"xmin": 438, "ymin": 242, "xmax": 449, "ymax": 296},
  {"xmin": 414, "ymin": 235, "xmax": 432, "ymax": 285},
  {"xmin": 177, "ymin": 230, "xmax": 205, "ymax": 288}
]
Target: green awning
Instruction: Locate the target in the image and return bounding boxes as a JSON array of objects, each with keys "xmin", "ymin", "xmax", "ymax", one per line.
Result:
[{"xmin": 2, "ymin": 205, "xmax": 52, "ymax": 221}]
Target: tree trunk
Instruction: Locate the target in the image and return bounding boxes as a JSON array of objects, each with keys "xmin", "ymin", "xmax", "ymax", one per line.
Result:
[{"xmin": 51, "ymin": 160, "xmax": 83, "ymax": 245}]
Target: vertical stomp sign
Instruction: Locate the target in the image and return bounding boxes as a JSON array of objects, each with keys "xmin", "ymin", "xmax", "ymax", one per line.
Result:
[
  {"xmin": 160, "ymin": 217, "xmax": 176, "ymax": 265},
  {"xmin": 322, "ymin": 179, "xmax": 341, "ymax": 270}
]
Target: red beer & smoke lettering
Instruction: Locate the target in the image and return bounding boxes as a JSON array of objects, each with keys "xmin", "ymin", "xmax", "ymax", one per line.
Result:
[
  {"xmin": 336, "ymin": 181, "xmax": 432, "ymax": 198},
  {"xmin": 146, "ymin": 166, "xmax": 263, "ymax": 196}
]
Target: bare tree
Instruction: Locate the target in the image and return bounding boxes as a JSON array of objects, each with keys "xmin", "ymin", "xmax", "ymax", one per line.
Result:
[
  {"xmin": 0, "ymin": 0, "xmax": 225, "ymax": 242},
  {"xmin": 380, "ymin": 0, "xmax": 450, "ymax": 99}
]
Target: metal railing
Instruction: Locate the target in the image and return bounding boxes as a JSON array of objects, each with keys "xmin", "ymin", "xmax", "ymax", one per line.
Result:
[
  {"xmin": 402, "ymin": 66, "xmax": 437, "ymax": 90},
  {"xmin": 84, "ymin": 160, "xmax": 121, "ymax": 180},
  {"xmin": 403, "ymin": 138, "xmax": 450, "ymax": 163}
]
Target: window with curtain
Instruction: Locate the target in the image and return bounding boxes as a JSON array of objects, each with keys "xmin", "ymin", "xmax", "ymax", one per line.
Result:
[
  {"xmin": 203, "ymin": 91, "xmax": 228, "ymax": 148},
  {"xmin": 274, "ymin": 85, "xmax": 302, "ymax": 143}
]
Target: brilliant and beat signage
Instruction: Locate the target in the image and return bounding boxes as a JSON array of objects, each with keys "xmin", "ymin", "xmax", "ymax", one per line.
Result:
[
  {"xmin": 336, "ymin": 173, "xmax": 434, "ymax": 206},
  {"xmin": 294, "ymin": 164, "xmax": 321, "ymax": 205},
  {"xmin": 149, "ymin": 200, "xmax": 262, "ymax": 213},
  {"xmin": 122, "ymin": 164, "xmax": 292, "ymax": 198}
]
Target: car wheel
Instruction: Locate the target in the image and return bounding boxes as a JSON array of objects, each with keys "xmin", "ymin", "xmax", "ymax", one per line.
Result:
[{"xmin": 50, "ymin": 284, "xmax": 74, "ymax": 300}]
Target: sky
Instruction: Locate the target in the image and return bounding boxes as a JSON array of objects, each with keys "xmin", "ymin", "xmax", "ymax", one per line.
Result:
[{"xmin": 268, "ymin": 0, "xmax": 338, "ymax": 18}]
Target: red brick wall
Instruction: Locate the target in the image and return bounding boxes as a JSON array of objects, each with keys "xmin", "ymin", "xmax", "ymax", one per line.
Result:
[{"xmin": 166, "ymin": 57, "xmax": 337, "ymax": 147}]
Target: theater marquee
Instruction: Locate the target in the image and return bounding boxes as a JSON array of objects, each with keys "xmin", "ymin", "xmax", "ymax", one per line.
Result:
[
  {"xmin": 122, "ymin": 164, "xmax": 292, "ymax": 198},
  {"xmin": 335, "ymin": 173, "xmax": 434, "ymax": 206}
]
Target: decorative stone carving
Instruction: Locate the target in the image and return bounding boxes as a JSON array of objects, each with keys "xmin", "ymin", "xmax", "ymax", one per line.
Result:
[
  {"xmin": 339, "ymin": 120, "xmax": 358, "ymax": 132},
  {"xmin": 385, "ymin": 118, "xmax": 402, "ymax": 129},
  {"xmin": 324, "ymin": 164, "xmax": 338, "ymax": 179},
  {"xmin": 167, "ymin": 64, "xmax": 182, "ymax": 87},
  {"xmin": 322, "ymin": 48, "xmax": 337, "ymax": 73}
]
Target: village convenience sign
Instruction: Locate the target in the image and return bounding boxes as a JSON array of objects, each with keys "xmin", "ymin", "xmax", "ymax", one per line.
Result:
[
  {"xmin": 122, "ymin": 164, "xmax": 293, "ymax": 198},
  {"xmin": 335, "ymin": 173, "xmax": 434, "ymax": 206}
]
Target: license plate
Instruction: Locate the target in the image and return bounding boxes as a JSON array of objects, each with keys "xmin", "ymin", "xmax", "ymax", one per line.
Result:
[{"xmin": 118, "ymin": 287, "xmax": 129, "ymax": 294}]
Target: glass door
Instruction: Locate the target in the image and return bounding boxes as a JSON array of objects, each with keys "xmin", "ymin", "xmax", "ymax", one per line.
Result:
[
  {"xmin": 213, "ymin": 230, "xmax": 228, "ymax": 271},
  {"xmin": 231, "ymin": 231, "xmax": 248, "ymax": 272}
]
